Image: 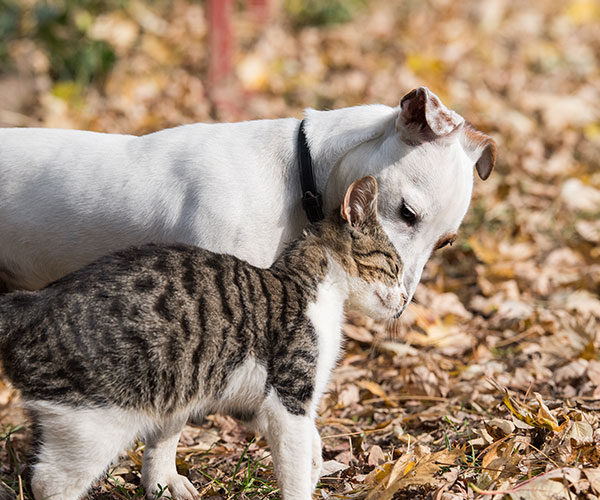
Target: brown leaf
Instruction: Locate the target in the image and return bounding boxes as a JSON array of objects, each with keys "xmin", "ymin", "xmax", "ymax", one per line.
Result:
[{"xmin": 367, "ymin": 445, "xmax": 386, "ymax": 466}]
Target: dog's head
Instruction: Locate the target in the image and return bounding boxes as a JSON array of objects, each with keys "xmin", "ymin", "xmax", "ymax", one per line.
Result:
[{"xmin": 325, "ymin": 87, "xmax": 496, "ymax": 309}]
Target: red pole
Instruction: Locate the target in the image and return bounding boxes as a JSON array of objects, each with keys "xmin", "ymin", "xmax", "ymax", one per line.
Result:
[
  {"xmin": 248, "ymin": 0, "xmax": 270, "ymax": 24},
  {"xmin": 206, "ymin": 0, "xmax": 234, "ymax": 90}
]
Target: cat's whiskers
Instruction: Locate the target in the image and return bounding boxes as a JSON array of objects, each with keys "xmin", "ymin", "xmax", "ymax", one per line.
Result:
[{"xmin": 384, "ymin": 316, "xmax": 402, "ymax": 341}]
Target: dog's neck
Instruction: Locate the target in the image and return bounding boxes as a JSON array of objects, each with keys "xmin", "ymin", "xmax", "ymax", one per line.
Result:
[{"xmin": 302, "ymin": 105, "xmax": 399, "ymax": 207}]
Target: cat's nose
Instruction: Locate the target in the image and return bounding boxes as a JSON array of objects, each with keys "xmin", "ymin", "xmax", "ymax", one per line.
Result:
[
  {"xmin": 393, "ymin": 292, "xmax": 409, "ymax": 318},
  {"xmin": 397, "ymin": 292, "xmax": 409, "ymax": 312}
]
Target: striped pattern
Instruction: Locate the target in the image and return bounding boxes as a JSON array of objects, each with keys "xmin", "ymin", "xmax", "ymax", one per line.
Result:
[{"xmin": 0, "ymin": 208, "xmax": 401, "ymax": 419}]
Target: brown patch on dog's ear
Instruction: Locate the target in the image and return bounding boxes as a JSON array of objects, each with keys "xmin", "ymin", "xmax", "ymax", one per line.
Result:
[
  {"xmin": 461, "ymin": 123, "xmax": 497, "ymax": 180},
  {"xmin": 434, "ymin": 232, "xmax": 457, "ymax": 250},
  {"xmin": 396, "ymin": 87, "xmax": 464, "ymax": 143},
  {"xmin": 341, "ymin": 176, "xmax": 378, "ymax": 226}
]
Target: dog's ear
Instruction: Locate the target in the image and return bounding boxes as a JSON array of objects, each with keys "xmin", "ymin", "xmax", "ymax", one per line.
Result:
[
  {"xmin": 396, "ymin": 87, "xmax": 464, "ymax": 143},
  {"xmin": 460, "ymin": 124, "xmax": 497, "ymax": 180},
  {"xmin": 341, "ymin": 176, "xmax": 378, "ymax": 226}
]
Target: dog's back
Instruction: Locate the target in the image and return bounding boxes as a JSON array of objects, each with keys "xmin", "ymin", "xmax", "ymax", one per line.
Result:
[{"xmin": 0, "ymin": 119, "xmax": 297, "ymax": 290}]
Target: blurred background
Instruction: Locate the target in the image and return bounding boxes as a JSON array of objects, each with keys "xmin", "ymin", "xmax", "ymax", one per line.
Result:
[{"xmin": 0, "ymin": 0, "xmax": 599, "ymax": 498}]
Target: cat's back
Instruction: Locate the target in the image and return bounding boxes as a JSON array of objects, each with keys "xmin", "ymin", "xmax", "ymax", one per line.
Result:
[
  {"xmin": 0, "ymin": 242, "xmax": 251, "ymax": 408},
  {"xmin": 45, "ymin": 242, "xmax": 214, "ymax": 295},
  {"xmin": 0, "ymin": 242, "xmax": 223, "ymax": 342}
]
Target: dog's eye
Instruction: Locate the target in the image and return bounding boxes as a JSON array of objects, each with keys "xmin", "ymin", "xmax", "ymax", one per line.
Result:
[{"xmin": 399, "ymin": 202, "xmax": 417, "ymax": 225}]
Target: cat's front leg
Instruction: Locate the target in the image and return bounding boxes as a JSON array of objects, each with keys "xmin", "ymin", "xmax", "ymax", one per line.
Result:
[
  {"xmin": 142, "ymin": 420, "xmax": 199, "ymax": 500},
  {"xmin": 261, "ymin": 395, "xmax": 314, "ymax": 500},
  {"xmin": 311, "ymin": 425, "xmax": 323, "ymax": 489}
]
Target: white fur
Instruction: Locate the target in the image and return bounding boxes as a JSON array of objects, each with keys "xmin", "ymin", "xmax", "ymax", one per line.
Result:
[
  {"xmin": 28, "ymin": 401, "xmax": 155, "ymax": 500},
  {"xmin": 347, "ymin": 276, "xmax": 407, "ymax": 321},
  {"xmin": 214, "ymin": 356, "xmax": 268, "ymax": 416},
  {"xmin": 142, "ymin": 426, "xmax": 199, "ymax": 500},
  {"xmin": 26, "ymin": 359, "xmax": 270, "ymax": 500},
  {"xmin": 255, "ymin": 392, "xmax": 315, "ymax": 500},
  {"xmin": 0, "ymin": 91, "xmax": 481, "ymax": 305},
  {"xmin": 307, "ymin": 258, "xmax": 348, "ymax": 412}
]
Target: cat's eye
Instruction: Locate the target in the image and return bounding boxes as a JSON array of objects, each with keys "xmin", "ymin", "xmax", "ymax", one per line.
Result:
[{"xmin": 399, "ymin": 202, "xmax": 417, "ymax": 225}]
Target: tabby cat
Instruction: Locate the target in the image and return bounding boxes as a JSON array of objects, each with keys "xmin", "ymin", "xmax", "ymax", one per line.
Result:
[{"xmin": 0, "ymin": 176, "xmax": 406, "ymax": 500}]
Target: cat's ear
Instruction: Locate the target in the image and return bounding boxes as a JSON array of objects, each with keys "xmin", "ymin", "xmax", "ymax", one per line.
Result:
[{"xmin": 341, "ymin": 176, "xmax": 378, "ymax": 226}]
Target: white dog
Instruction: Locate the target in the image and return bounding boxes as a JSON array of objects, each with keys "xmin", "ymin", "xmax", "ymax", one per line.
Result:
[{"xmin": 0, "ymin": 87, "xmax": 495, "ymax": 306}]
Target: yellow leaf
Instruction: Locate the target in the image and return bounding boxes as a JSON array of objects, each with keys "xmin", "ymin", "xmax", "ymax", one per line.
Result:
[
  {"xmin": 565, "ymin": 0, "xmax": 600, "ymax": 24},
  {"xmin": 371, "ymin": 462, "xmax": 393, "ymax": 484},
  {"xmin": 402, "ymin": 459, "xmax": 417, "ymax": 476},
  {"xmin": 580, "ymin": 340, "xmax": 597, "ymax": 361},
  {"xmin": 534, "ymin": 392, "xmax": 561, "ymax": 431},
  {"xmin": 126, "ymin": 449, "xmax": 143, "ymax": 468},
  {"xmin": 51, "ymin": 81, "xmax": 84, "ymax": 105},
  {"xmin": 357, "ymin": 380, "xmax": 387, "ymax": 399},
  {"xmin": 584, "ymin": 123, "xmax": 600, "ymax": 141},
  {"xmin": 405, "ymin": 54, "xmax": 444, "ymax": 77},
  {"xmin": 469, "ymin": 235, "xmax": 498, "ymax": 264},
  {"xmin": 370, "ymin": 449, "xmax": 461, "ymax": 500}
]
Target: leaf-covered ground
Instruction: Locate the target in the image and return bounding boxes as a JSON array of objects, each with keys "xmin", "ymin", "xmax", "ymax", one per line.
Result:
[{"xmin": 1, "ymin": 0, "xmax": 599, "ymax": 498}]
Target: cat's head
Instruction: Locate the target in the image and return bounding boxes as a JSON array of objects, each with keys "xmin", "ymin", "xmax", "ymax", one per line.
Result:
[{"xmin": 321, "ymin": 176, "xmax": 408, "ymax": 320}]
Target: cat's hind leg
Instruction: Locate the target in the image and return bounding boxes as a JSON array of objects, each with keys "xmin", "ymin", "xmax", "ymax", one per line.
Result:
[
  {"xmin": 141, "ymin": 418, "xmax": 199, "ymax": 500},
  {"xmin": 28, "ymin": 402, "xmax": 144, "ymax": 500}
]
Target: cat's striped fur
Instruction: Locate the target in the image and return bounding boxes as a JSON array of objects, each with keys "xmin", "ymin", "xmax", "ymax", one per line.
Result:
[{"xmin": 0, "ymin": 176, "xmax": 406, "ymax": 500}]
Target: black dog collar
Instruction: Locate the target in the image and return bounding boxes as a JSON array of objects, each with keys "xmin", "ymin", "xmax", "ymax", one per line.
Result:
[{"xmin": 297, "ymin": 120, "xmax": 324, "ymax": 223}]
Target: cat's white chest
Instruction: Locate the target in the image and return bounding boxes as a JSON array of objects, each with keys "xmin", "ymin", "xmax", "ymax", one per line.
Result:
[{"xmin": 306, "ymin": 264, "xmax": 347, "ymax": 414}]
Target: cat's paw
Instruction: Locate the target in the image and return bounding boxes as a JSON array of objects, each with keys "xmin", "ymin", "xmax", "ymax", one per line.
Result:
[
  {"xmin": 167, "ymin": 474, "xmax": 200, "ymax": 500},
  {"xmin": 145, "ymin": 474, "xmax": 199, "ymax": 500}
]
